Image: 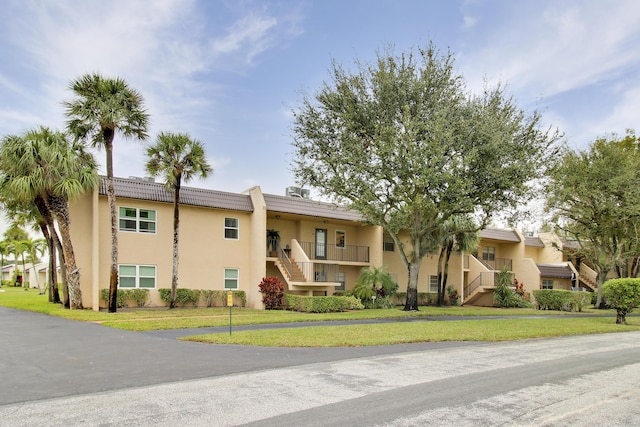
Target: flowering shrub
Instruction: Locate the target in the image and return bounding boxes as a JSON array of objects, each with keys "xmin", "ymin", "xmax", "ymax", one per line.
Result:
[{"xmin": 258, "ymin": 276, "xmax": 285, "ymax": 309}]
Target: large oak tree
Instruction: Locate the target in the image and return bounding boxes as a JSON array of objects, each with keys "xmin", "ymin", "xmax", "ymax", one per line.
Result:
[
  {"xmin": 292, "ymin": 45, "xmax": 561, "ymax": 310},
  {"xmin": 546, "ymin": 131, "xmax": 640, "ymax": 307}
]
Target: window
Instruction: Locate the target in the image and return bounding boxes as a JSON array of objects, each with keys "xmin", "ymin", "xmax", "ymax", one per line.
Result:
[
  {"xmin": 542, "ymin": 280, "xmax": 554, "ymax": 290},
  {"xmin": 119, "ymin": 265, "xmax": 156, "ymax": 289},
  {"xmin": 224, "ymin": 218, "xmax": 239, "ymax": 239},
  {"xmin": 482, "ymin": 246, "xmax": 495, "ymax": 261},
  {"xmin": 119, "ymin": 207, "xmax": 156, "ymax": 233},
  {"xmin": 383, "ymin": 233, "xmax": 395, "ymax": 252},
  {"xmin": 335, "ymin": 230, "xmax": 346, "ymax": 248},
  {"xmin": 429, "ymin": 275, "xmax": 439, "ymax": 293},
  {"xmin": 224, "ymin": 268, "xmax": 239, "ymax": 289}
]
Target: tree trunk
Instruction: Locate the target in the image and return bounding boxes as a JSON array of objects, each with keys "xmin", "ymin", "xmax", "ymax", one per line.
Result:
[
  {"xmin": 436, "ymin": 247, "xmax": 446, "ymax": 306},
  {"xmin": 595, "ymin": 268, "xmax": 609, "ymax": 309},
  {"xmin": 403, "ymin": 259, "xmax": 422, "ymax": 311},
  {"xmin": 49, "ymin": 196, "xmax": 83, "ymax": 309},
  {"xmin": 34, "ymin": 196, "xmax": 61, "ymax": 303},
  {"xmin": 105, "ymin": 139, "xmax": 119, "ymax": 313},
  {"xmin": 616, "ymin": 310, "xmax": 626, "ymax": 324},
  {"xmin": 169, "ymin": 180, "xmax": 181, "ymax": 309}
]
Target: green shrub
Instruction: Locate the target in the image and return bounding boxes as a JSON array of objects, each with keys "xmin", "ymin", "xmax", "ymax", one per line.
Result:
[
  {"xmin": 493, "ymin": 268, "xmax": 533, "ymax": 308},
  {"xmin": 2, "ymin": 280, "xmax": 12, "ymax": 287},
  {"xmin": 200, "ymin": 290, "xmax": 218, "ymax": 307},
  {"xmin": 352, "ymin": 283, "xmax": 376, "ymax": 301},
  {"xmin": 284, "ymin": 294, "xmax": 361, "ymax": 312},
  {"xmin": 100, "ymin": 288, "xmax": 128, "ymax": 308},
  {"xmin": 602, "ymin": 278, "xmax": 640, "ymax": 324},
  {"xmin": 392, "ymin": 292, "xmax": 436, "ymax": 306},
  {"xmin": 532, "ymin": 289, "xmax": 590, "ymax": 311},
  {"xmin": 128, "ymin": 289, "xmax": 149, "ymax": 308}
]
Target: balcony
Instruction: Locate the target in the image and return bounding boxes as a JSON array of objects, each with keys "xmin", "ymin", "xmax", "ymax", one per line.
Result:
[
  {"xmin": 477, "ymin": 257, "xmax": 512, "ymax": 271},
  {"xmin": 298, "ymin": 241, "xmax": 369, "ymax": 263}
]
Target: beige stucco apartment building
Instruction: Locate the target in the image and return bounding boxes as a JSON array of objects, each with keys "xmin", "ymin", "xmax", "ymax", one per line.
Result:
[{"xmin": 68, "ymin": 177, "xmax": 594, "ymax": 310}]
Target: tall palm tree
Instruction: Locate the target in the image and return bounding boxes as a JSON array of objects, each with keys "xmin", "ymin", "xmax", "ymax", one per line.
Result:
[
  {"xmin": 435, "ymin": 215, "xmax": 479, "ymax": 305},
  {"xmin": 0, "ymin": 127, "xmax": 99, "ymax": 308},
  {"xmin": 145, "ymin": 132, "xmax": 212, "ymax": 308},
  {"xmin": 65, "ymin": 73, "xmax": 149, "ymax": 313}
]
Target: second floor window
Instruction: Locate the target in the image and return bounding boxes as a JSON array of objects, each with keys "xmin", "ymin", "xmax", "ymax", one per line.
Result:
[
  {"xmin": 225, "ymin": 218, "xmax": 239, "ymax": 239},
  {"xmin": 119, "ymin": 207, "xmax": 156, "ymax": 233},
  {"xmin": 482, "ymin": 246, "xmax": 495, "ymax": 261}
]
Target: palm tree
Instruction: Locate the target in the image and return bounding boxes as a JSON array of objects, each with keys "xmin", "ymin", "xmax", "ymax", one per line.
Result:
[
  {"xmin": 65, "ymin": 73, "xmax": 149, "ymax": 313},
  {"xmin": 0, "ymin": 127, "xmax": 98, "ymax": 308},
  {"xmin": 435, "ymin": 215, "xmax": 479, "ymax": 306},
  {"xmin": 145, "ymin": 132, "xmax": 212, "ymax": 308}
]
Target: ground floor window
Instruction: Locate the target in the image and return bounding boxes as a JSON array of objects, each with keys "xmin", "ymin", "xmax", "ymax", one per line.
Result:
[
  {"xmin": 542, "ymin": 279, "xmax": 554, "ymax": 289},
  {"xmin": 119, "ymin": 264, "xmax": 156, "ymax": 288},
  {"xmin": 224, "ymin": 268, "xmax": 239, "ymax": 289},
  {"xmin": 429, "ymin": 275, "xmax": 439, "ymax": 293}
]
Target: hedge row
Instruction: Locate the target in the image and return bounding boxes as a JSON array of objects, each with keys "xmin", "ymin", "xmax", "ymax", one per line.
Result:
[
  {"xmin": 285, "ymin": 294, "xmax": 364, "ymax": 313},
  {"xmin": 100, "ymin": 289, "xmax": 149, "ymax": 308},
  {"xmin": 532, "ymin": 289, "xmax": 591, "ymax": 312},
  {"xmin": 100, "ymin": 288, "xmax": 247, "ymax": 308},
  {"xmin": 158, "ymin": 289, "xmax": 247, "ymax": 307},
  {"xmin": 392, "ymin": 292, "xmax": 439, "ymax": 306}
]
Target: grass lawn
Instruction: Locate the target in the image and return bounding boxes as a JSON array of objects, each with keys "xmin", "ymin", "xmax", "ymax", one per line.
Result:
[
  {"xmin": 181, "ymin": 317, "xmax": 640, "ymax": 347},
  {"xmin": 2, "ymin": 286, "xmax": 637, "ymax": 346}
]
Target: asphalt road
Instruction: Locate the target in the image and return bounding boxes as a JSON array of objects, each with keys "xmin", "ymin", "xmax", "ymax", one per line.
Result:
[{"xmin": 1, "ymin": 306, "xmax": 639, "ymax": 426}]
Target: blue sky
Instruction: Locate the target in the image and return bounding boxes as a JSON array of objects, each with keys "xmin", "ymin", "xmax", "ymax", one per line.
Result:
[{"xmin": 1, "ymin": 0, "xmax": 640, "ymax": 234}]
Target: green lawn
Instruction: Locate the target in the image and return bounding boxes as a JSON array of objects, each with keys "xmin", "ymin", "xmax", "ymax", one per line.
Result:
[{"xmin": 2, "ymin": 286, "xmax": 637, "ymax": 347}]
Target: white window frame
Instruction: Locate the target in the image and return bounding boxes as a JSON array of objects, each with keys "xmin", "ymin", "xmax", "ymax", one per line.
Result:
[
  {"xmin": 429, "ymin": 275, "xmax": 439, "ymax": 293},
  {"xmin": 119, "ymin": 207, "xmax": 157, "ymax": 234},
  {"xmin": 224, "ymin": 268, "xmax": 239, "ymax": 290},
  {"xmin": 224, "ymin": 217, "xmax": 239, "ymax": 240},
  {"xmin": 118, "ymin": 264, "xmax": 157, "ymax": 289},
  {"xmin": 335, "ymin": 230, "xmax": 346, "ymax": 248},
  {"xmin": 542, "ymin": 279, "xmax": 554, "ymax": 290},
  {"xmin": 482, "ymin": 246, "xmax": 495, "ymax": 261}
]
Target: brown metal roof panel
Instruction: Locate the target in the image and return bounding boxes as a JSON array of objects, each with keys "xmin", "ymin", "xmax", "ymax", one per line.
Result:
[
  {"xmin": 99, "ymin": 177, "xmax": 253, "ymax": 212},
  {"xmin": 480, "ymin": 228, "xmax": 521, "ymax": 242},
  {"xmin": 538, "ymin": 264, "xmax": 574, "ymax": 279},
  {"xmin": 263, "ymin": 194, "xmax": 364, "ymax": 221},
  {"xmin": 525, "ymin": 236, "xmax": 545, "ymax": 247}
]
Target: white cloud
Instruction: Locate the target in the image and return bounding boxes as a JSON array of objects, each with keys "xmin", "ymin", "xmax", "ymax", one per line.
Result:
[{"xmin": 460, "ymin": 0, "xmax": 640, "ymax": 99}]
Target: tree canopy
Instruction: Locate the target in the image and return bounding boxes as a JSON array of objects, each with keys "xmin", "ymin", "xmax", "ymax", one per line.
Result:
[
  {"xmin": 546, "ymin": 130, "xmax": 640, "ymax": 306},
  {"xmin": 292, "ymin": 44, "xmax": 561, "ymax": 310}
]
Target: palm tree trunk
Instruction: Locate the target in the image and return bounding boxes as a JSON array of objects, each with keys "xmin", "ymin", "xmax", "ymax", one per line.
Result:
[
  {"xmin": 104, "ymin": 139, "xmax": 120, "ymax": 313},
  {"xmin": 170, "ymin": 180, "xmax": 181, "ymax": 309},
  {"xmin": 436, "ymin": 246, "xmax": 446, "ymax": 306},
  {"xmin": 34, "ymin": 196, "xmax": 61, "ymax": 303},
  {"xmin": 48, "ymin": 196, "xmax": 83, "ymax": 309}
]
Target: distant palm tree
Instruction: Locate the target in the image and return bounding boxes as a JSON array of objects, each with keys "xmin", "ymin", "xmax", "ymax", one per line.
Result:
[
  {"xmin": 435, "ymin": 215, "xmax": 479, "ymax": 305},
  {"xmin": 0, "ymin": 127, "xmax": 98, "ymax": 308},
  {"xmin": 145, "ymin": 132, "xmax": 212, "ymax": 308},
  {"xmin": 65, "ymin": 73, "xmax": 149, "ymax": 313}
]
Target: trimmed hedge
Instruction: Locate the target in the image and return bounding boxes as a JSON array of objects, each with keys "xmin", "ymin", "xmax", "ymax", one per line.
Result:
[
  {"xmin": 100, "ymin": 289, "xmax": 147, "ymax": 308},
  {"xmin": 100, "ymin": 288, "xmax": 246, "ymax": 308},
  {"xmin": 532, "ymin": 289, "xmax": 592, "ymax": 312},
  {"xmin": 285, "ymin": 294, "xmax": 364, "ymax": 312},
  {"xmin": 393, "ymin": 292, "xmax": 437, "ymax": 306}
]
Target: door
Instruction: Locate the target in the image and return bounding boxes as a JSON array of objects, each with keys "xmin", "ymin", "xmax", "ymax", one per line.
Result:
[{"xmin": 315, "ymin": 228, "xmax": 327, "ymax": 259}]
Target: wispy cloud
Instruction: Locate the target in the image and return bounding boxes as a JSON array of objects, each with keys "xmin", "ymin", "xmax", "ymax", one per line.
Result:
[{"xmin": 0, "ymin": 0, "xmax": 304, "ymax": 184}]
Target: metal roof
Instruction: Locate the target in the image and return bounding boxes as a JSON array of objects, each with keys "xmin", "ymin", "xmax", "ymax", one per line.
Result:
[
  {"xmin": 479, "ymin": 228, "xmax": 521, "ymax": 242},
  {"xmin": 263, "ymin": 194, "xmax": 364, "ymax": 222},
  {"xmin": 99, "ymin": 177, "xmax": 253, "ymax": 212},
  {"xmin": 524, "ymin": 236, "xmax": 545, "ymax": 247},
  {"xmin": 538, "ymin": 264, "xmax": 574, "ymax": 279}
]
